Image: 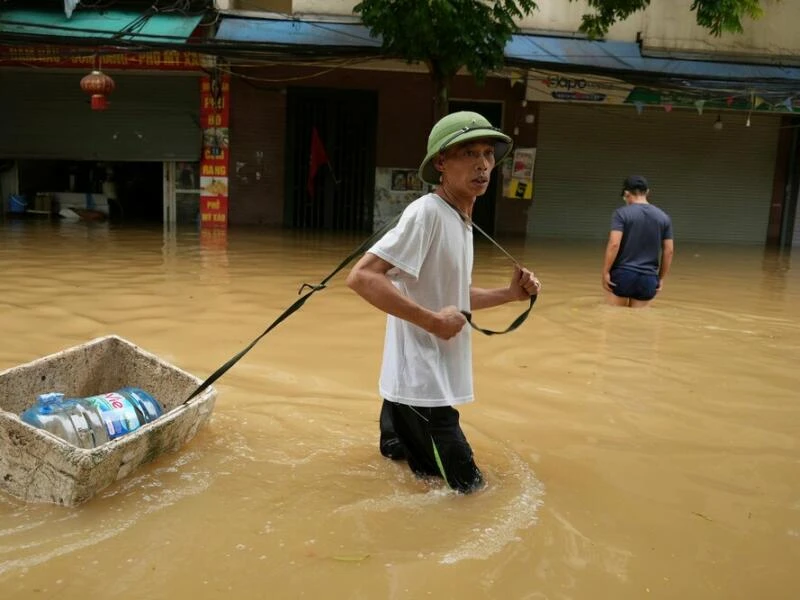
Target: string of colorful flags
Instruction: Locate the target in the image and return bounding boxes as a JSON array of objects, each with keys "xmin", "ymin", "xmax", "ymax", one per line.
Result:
[{"xmin": 631, "ymin": 93, "xmax": 795, "ymax": 115}]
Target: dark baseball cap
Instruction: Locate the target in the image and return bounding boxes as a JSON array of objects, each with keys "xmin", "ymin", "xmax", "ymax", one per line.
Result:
[{"xmin": 622, "ymin": 175, "xmax": 649, "ymax": 193}]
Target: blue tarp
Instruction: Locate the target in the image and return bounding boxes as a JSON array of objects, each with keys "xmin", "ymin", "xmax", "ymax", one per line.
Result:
[{"xmin": 215, "ymin": 15, "xmax": 800, "ymax": 83}]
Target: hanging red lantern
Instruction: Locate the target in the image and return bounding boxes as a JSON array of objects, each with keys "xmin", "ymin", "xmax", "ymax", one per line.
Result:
[{"xmin": 80, "ymin": 70, "xmax": 115, "ymax": 111}]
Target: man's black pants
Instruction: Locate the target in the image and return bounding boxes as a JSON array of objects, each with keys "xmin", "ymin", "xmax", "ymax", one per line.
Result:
[{"xmin": 379, "ymin": 399, "xmax": 484, "ymax": 494}]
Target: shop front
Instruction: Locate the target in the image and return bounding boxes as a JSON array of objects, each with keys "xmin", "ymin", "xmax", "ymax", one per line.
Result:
[
  {"xmin": 524, "ymin": 71, "xmax": 787, "ymax": 244},
  {"xmin": 0, "ymin": 47, "xmax": 210, "ymax": 226}
]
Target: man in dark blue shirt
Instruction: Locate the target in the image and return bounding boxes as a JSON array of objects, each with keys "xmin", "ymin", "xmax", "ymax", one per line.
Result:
[{"xmin": 602, "ymin": 175, "xmax": 674, "ymax": 308}]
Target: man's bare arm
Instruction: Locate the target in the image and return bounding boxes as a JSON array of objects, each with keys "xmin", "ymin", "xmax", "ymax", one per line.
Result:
[
  {"xmin": 659, "ymin": 239, "xmax": 674, "ymax": 282},
  {"xmin": 602, "ymin": 230, "xmax": 622, "ymax": 291},
  {"xmin": 345, "ymin": 253, "xmax": 465, "ymax": 340},
  {"xmin": 471, "ymin": 266, "xmax": 540, "ymax": 310}
]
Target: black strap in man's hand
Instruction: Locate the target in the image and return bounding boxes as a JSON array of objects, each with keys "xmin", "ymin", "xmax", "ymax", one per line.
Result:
[{"xmin": 461, "ymin": 294, "xmax": 537, "ymax": 336}]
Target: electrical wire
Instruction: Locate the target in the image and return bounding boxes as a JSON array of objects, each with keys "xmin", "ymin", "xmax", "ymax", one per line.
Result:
[
  {"xmin": 2, "ymin": 3, "xmax": 800, "ymax": 104},
  {"xmin": 214, "ymin": 56, "xmax": 384, "ymax": 83}
]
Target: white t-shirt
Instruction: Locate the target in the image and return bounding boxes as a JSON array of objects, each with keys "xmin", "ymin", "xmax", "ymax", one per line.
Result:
[{"xmin": 368, "ymin": 193, "xmax": 474, "ymax": 407}]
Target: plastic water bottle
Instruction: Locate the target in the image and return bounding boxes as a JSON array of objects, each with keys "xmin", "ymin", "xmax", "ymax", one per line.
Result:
[{"xmin": 20, "ymin": 387, "xmax": 164, "ymax": 449}]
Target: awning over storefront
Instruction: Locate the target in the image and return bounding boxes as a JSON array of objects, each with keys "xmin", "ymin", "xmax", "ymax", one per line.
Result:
[
  {"xmin": 0, "ymin": 9, "xmax": 203, "ymax": 44},
  {"xmin": 215, "ymin": 16, "xmax": 380, "ymax": 51},
  {"xmin": 504, "ymin": 35, "xmax": 800, "ymax": 83},
  {"xmin": 213, "ymin": 14, "xmax": 800, "ymax": 83}
]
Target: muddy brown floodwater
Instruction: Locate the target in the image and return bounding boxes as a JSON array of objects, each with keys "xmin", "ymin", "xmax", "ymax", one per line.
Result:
[{"xmin": 0, "ymin": 220, "xmax": 798, "ymax": 599}]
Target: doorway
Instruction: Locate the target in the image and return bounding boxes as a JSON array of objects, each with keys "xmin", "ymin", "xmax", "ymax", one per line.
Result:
[
  {"xmin": 448, "ymin": 100, "xmax": 504, "ymax": 236},
  {"xmin": 163, "ymin": 161, "xmax": 202, "ymax": 227},
  {"xmin": 112, "ymin": 162, "xmax": 163, "ymax": 223},
  {"xmin": 14, "ymin": 159, "xmax": 164, "ymax": 223},
  {"xmin": 285, "ymin": 88, "xmax": 378, "ymax": 232}
]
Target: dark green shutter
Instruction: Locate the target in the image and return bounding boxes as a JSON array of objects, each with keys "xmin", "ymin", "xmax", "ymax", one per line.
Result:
[{"xmin": 0, "ymin": 71, "xmax": 201, "ymax": 162}]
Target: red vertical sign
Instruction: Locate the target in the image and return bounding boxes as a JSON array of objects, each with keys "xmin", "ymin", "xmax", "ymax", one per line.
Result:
[{"xmin": 199, "ymin": 74, "xmax": 230, "ymax": 228}]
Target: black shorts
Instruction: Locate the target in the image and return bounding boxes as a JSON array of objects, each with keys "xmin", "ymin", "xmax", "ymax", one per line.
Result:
[
  {"xmin": 611, "ymin": 267, "xmax": 659, "ymax": 301},
  {"xmin": 385, "ymin": 400, "xmax": 484, "ymax": 494}
]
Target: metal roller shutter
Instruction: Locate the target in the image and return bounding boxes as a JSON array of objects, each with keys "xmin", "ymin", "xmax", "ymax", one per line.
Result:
[
  {"xmin": 0, "ymin": 70, "xmax": 200, "ymax": 162},
  {"xmin": 530, "ymin": 103, "xmax": 779, "ymax": 243}
]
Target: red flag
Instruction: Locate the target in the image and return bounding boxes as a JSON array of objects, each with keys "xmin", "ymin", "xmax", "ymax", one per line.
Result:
[{"xmin": 307, "ymin": 127, "xmax": 330, "ymax": 198}]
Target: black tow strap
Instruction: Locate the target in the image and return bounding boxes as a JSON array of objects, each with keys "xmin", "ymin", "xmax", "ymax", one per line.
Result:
[
  {"xmin": 460, "ymin": 293, "xmax": 537, "ymax": 337},
  {"xmin": 184, "ymin": 214, "xmax": 537, "ymax": 403}
]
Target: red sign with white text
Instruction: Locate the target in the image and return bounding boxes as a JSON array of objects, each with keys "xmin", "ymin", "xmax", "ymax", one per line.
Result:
[
  {"xmin": 199, "ymin": 74, "xmax": 230, "ymax": 229},
  {"xmin": 0, "ymin": 45, "xmax": 206, "ymax": 70}
]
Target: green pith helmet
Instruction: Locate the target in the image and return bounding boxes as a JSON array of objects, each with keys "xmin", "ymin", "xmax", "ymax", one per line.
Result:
[{"xmin": 418, "ymin": 111, "xmax": 513, "ymax": 185}]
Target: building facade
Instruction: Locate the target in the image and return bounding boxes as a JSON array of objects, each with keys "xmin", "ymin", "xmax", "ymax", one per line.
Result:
[
  {"xmin": 0, "ymin": 1, "xmax": 219, "ymax": 226},
  {"xmin": 211, "ymin": 0, "xmax": 800, "ymax": 246},
  {"xmin": 2, "ymin": 0, "xmax": 799, "ymax": 246}
]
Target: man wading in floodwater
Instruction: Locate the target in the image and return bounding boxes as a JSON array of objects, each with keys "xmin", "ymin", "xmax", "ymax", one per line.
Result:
[
  {"xmin": 602, "ymin": 175, "xmax": 674, "ymax": 308},
  {"xmin": 346, "ymin": 112, "xmax": 541, "ymax": 493}
]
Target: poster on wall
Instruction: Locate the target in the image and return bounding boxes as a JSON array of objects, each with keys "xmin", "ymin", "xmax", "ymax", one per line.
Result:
[
  {"xmin": 199, "ymin": 73, "xmax": 230, "ymax": 229},
  {"xmin": 502, "ymin": 148, "xmax": 536, "ymax": 200},
  {"xmin": 390, "ymin": 169, "xmax": 424, "ymax": 192},
  {"xmin": 373, "ymin": 167, "xmax": 429, "ymax": 231}
]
